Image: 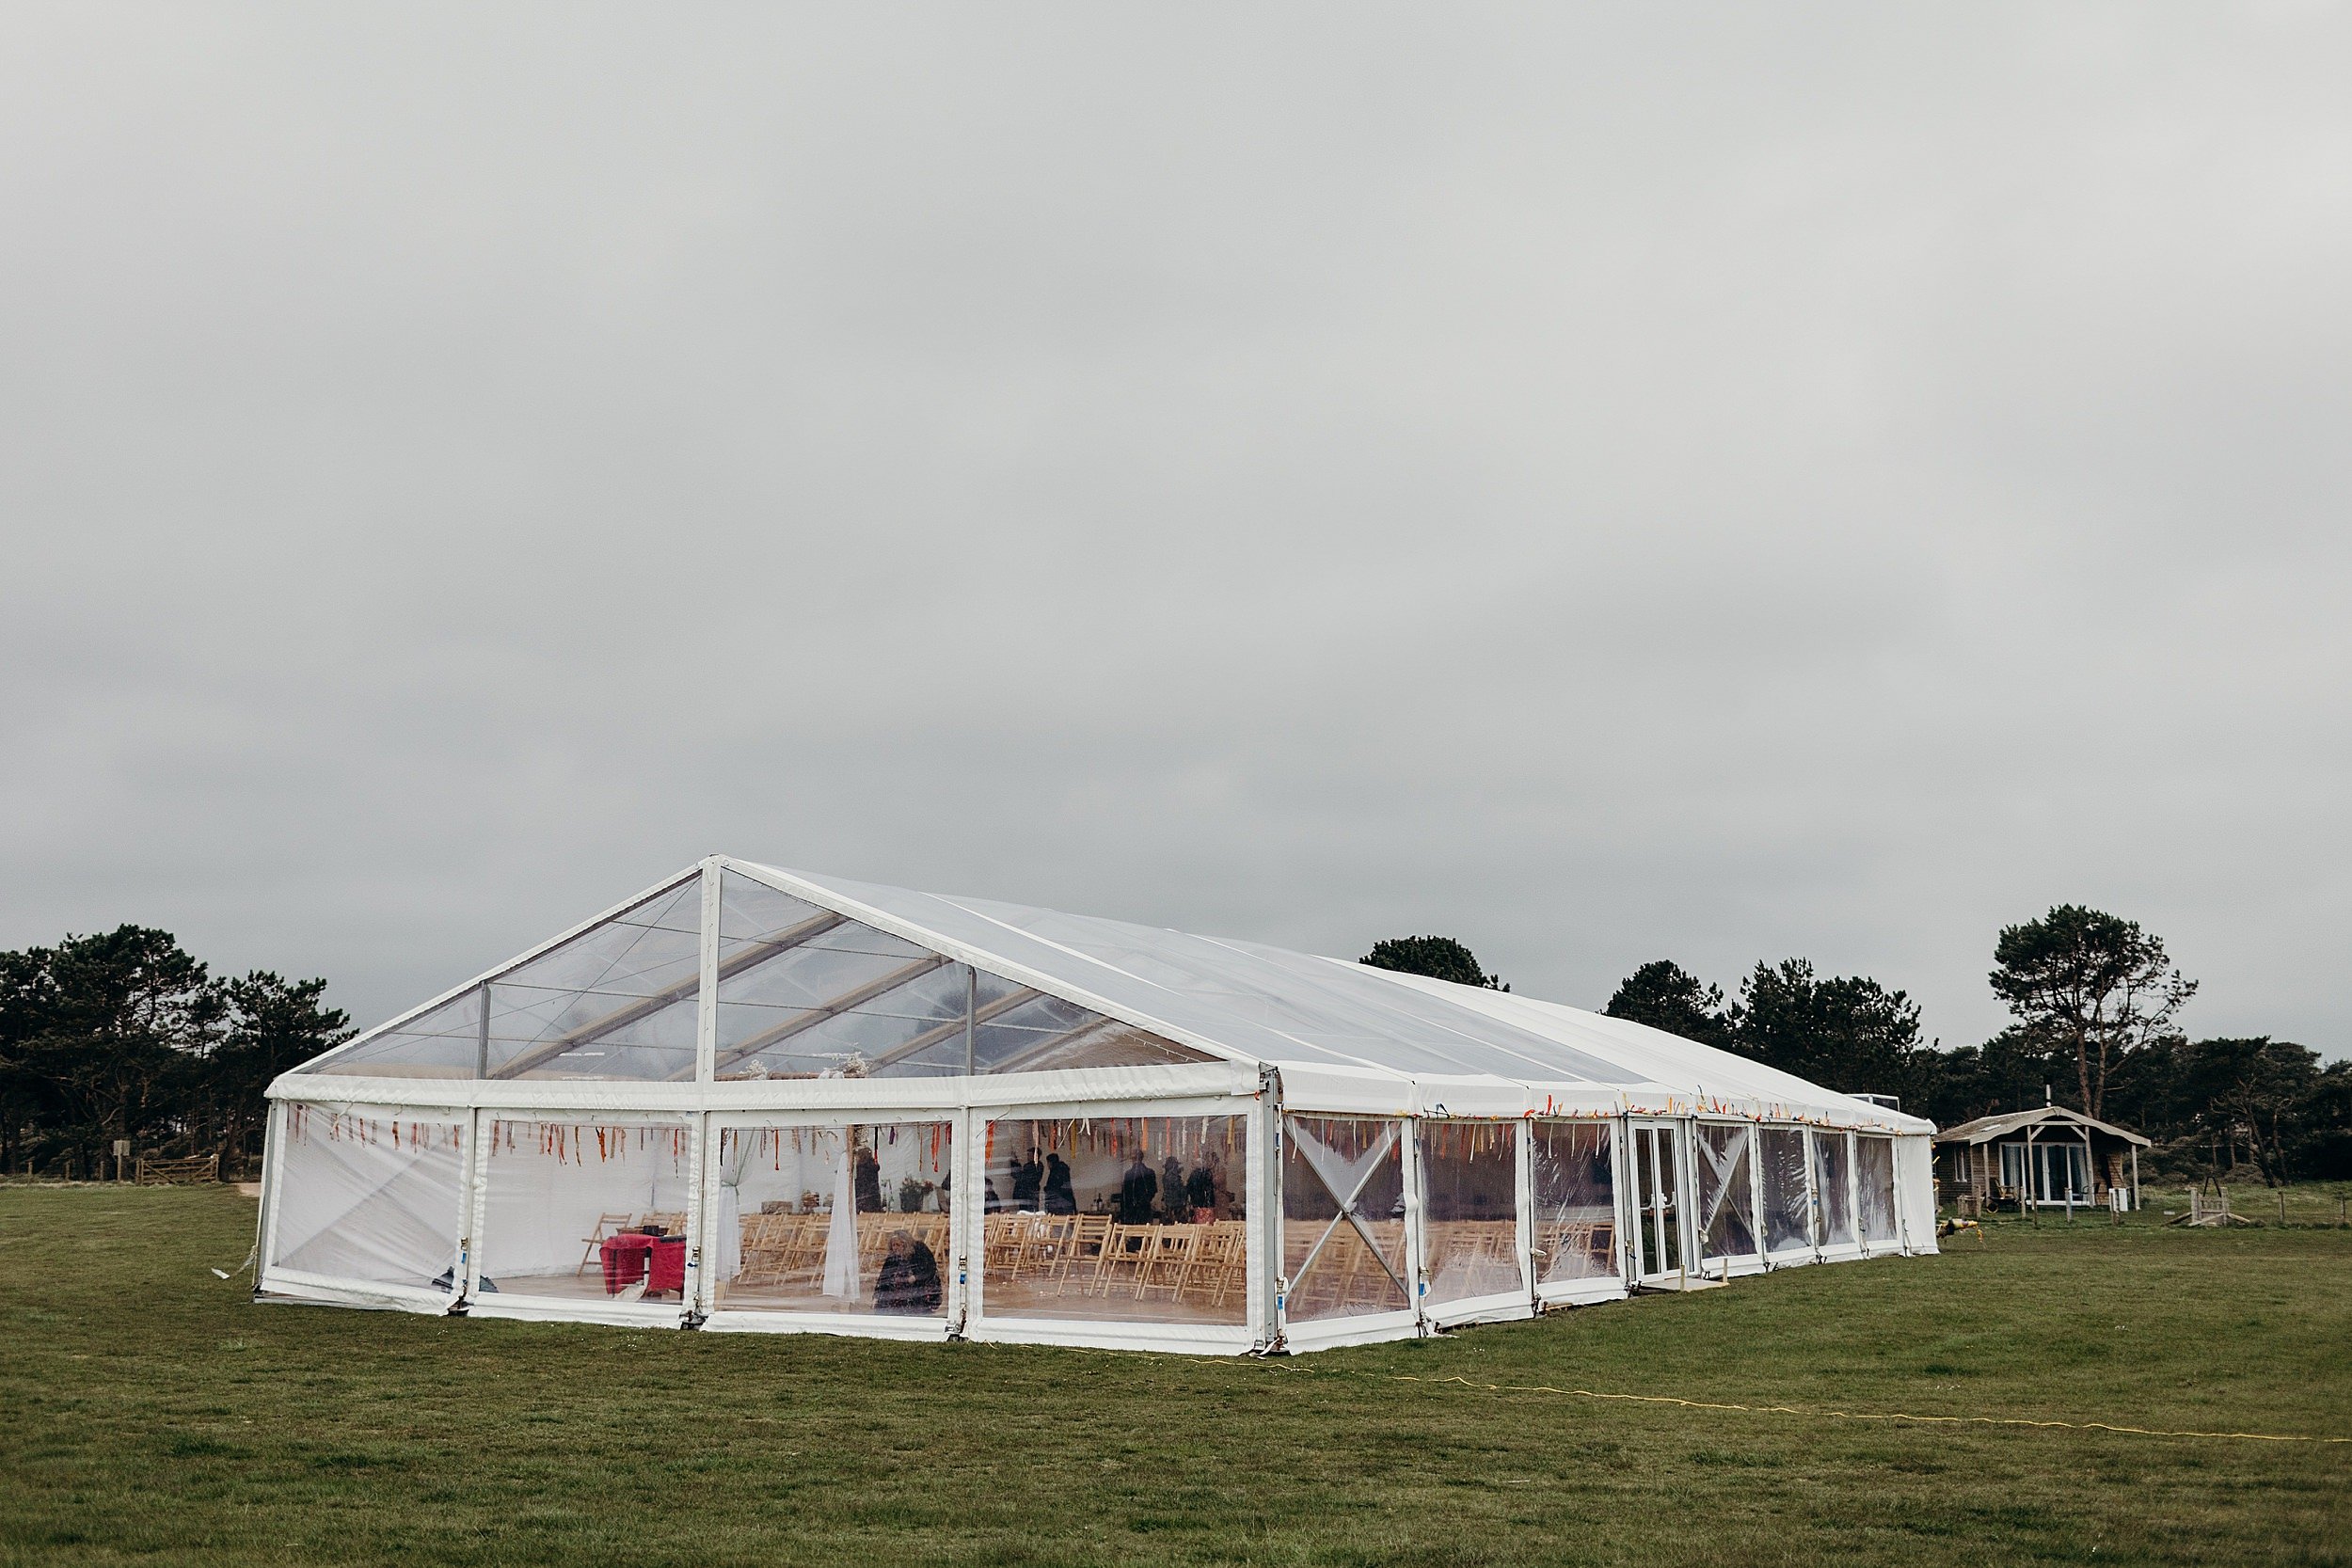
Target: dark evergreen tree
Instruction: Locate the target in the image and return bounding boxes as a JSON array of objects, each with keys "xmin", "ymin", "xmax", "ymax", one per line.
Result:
[
  {"xmin": 1359, "ymin": 936, "xmax": 1507, "ymax": 990},
  {"xmin": 1990, "ymin": 906, "xmax": 2195, "ymax": 1120},
  {"xmin": 1603, "ymin": 960, "xmax": 1735, "ymax": 1050},
  {"xmin": 1728, "ymin": 958, "xmax": 1924, "ymax": 1101}
]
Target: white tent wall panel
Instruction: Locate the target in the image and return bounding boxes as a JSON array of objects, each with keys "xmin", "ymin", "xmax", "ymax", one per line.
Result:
[
  {"xmin": 1416, "ymin": 1120, "xmax": 1533, "ymax": 1330},
  {"xmin": 959, "ymin": 1092, "xmax": 1263, "ymax": 1351},
  {"xmin": 1529, "ymin": 1117, "xmax": 1629, "ymax": 1307},
  {"xmin": 469, "ymin": 1113, "xmax": 698, "ymax": 1315},
  {"xmin": 268, "ymin": 1112, "xmax": 466, "ymax": 1288},
  {"xmin": 1896, "ymin": 1133, "xmax": 1938, "ymax": 1256}
]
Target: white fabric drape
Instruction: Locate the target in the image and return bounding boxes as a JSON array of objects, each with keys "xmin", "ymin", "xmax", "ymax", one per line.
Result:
[
  {"xmin": 821, "ymin": 1145, "xmax": 858, "ymax": 1298},
  {"xmin": 714, "ymin": 1180, "xmax": 742, "ymax": 1282}
]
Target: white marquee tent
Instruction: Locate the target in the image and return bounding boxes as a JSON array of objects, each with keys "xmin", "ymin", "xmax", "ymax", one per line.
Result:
[{"xmin": 259, "ymin": 857, "xmax": 1937, "ymax": 1354}]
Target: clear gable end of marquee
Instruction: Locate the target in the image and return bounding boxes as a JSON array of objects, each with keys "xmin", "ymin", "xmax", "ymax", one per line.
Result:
[{"xmin": 259, "ymin": 857, "xmax": 1936, "ymax": 1354}]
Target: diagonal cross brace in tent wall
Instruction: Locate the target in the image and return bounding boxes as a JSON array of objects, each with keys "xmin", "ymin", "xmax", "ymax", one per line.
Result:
[
  {"xmin": 489, "ymin": 910, "xmax": 848, "ymax": 1079},
  {"xmin": 1289, "ymin": 1122, "xmax": 1413, "ymax": 1305}
]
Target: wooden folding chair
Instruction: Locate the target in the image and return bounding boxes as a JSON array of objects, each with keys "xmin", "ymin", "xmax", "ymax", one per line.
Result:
[
  {"xmin": 1181, "ymin": 1222, "xmax": 1246, "ymax": 1309},
  {"xmin": 1008, "ymin": 1214, "xmax": 1073, "ymax": 1282},
  {"xmin": 578, "ymin": 1212, "xmax": 634, "ymax": 1275},
  {"xmin": 1134, "ymin": 1225, "xmax": 1203, "ymax": 1300},
  {"xmin": 1088, "ymin": 1223, "xmax": 1149, "ymax": 1296},
  {"xmin": 1052, "ymin": 1214, "xmax": 1112, "ymax": 1290}
]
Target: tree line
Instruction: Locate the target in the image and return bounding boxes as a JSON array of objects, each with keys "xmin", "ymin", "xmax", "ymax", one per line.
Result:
[
  {"xmin": 5, "ymin": 905, "xmax": 2344, "ymax": 1185},
  {"xmin": 0, "ymin": 927, "xmax": 350, "ymax": 1179},
  {"xmin": 1368, "ymin": 908, "xmax": 2350, "ymax": 1186}
]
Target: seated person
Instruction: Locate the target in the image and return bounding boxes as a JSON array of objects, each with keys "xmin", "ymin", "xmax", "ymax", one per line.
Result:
[{"xmin": 873, "ymin": 1229, "xmax": 942, "ymax": 1314}]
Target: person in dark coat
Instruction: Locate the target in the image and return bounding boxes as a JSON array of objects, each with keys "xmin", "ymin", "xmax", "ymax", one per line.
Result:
[
  {"xmin": 1041, "ymin": 1152, "xmax": 1076, "ymax": 1214},
  {"xmin": 1185, "ymin": 1158, "xmax": 1217, "ymax": 1217},
  {"xmin": 873, "ymin": 1230, "xmax": 941, "ymax": 1314},
  {"xmin": 1117, "ymin": 1153, "xmax": 1158, "ymax": 1225},
  {"xmin": 1160, "ymin": 1155, "xmax": 1186, "ymax": 1220},
  {"xmin": 1012, "ymin": 1150, "xmax": 1044, "ymax": 1210},
  {"xmin": 853, "ymin": 1146, "xmax": 884, "ymax": 1213}
]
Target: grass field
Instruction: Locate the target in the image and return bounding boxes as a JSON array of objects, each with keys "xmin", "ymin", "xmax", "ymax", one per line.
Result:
[{"xmin": 2, "ymin": 1187, "xmax": 2345, "ymax": 1567}]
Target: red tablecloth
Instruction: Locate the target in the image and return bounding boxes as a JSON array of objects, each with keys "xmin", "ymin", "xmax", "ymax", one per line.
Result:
[
  {"xmin": 599, "ymin": 1232, "xmax": 651, "ymax": 1294},
  {"xmin": 600, "ymin": 1232, "xmax": 687, "ymax": 1297},
  {"xmin": 645, "ymin": 1236, "xmax": 686, "ymax": 1295}
]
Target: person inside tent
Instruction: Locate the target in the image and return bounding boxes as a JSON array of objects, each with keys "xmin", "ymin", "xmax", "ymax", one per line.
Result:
[
  {"xmin": 853, "ymin": 1145, "xmax": 884, "ymax": 1213},
  {"xmin": 1186, "ymin": 1156, "xmax": 1217, "ymax": 1220},
  {"xmin": 873, "ymin": 1230, "xmax": 941, "ymax": 1314},
  {"xmin": 1161, "ymin": 1153, "xmax": 1187, "ymax": 1221},
  {"xmin": 1011, "ymin": 1149, "xmax": 1043, "ymax": 1210},
  {"xmin": 1117, "ymin": 1152, "xmax": 1157, "ymax": 1225},
  {"xmin": 1041, "ymin": 1151, "xmax": 1076, "ymax": 1215}
]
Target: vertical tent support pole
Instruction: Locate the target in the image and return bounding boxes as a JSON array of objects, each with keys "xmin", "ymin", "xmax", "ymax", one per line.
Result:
[
  {"xmin": 1844, "ymin": 1132, "xmax": 1861, "ymax": 1258},
  {"xmin": 462, "ymin": 1104, "xmax": 492, "ymax": 1304},
  {"xmin": 1524, "ymin": 1123, "xmax": 1543, "ymax": 1307},
  {"xmin": 1804, "ymin": 1127, "xmax": 1823, "ymax": 1260},
  {"xmin": 1611, "ymin": 1118, "xmax": 1632, "ymax": 1285},
  {"xmin": 695, "ymin": 860, "xmax": 721, "ymax": 1085},
  {"xmin": 963, "ymin": 968, "xmax": 976, "ymax": 1076},
  {"xmin": 1400, "ymin": 1117, "xmax": 1426, "ymax": 1331},
  {"xmin": 1746, "ymin": 1124, "xmax": 1767, "ymax": 1271},
  {"xmin": 680, "ymin": 1114, "xmax": 706, "ymax": 1324},
  {"xmin": 1262, "ymin": 1070, "xmax": 1285, "ymax": 1351},
  {"xmin": 474, "ymin": 983, "xmax": 490, "ymax": 1080},
  {"xmin": 688, "ymin": 861, "xmax": 723, "ymax": 1321}
]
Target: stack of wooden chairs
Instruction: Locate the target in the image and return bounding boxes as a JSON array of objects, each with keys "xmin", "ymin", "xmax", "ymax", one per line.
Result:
[
  {"xmin": 731, "ymin": 1210, "xmax": 951, "ymax": 1294},
  {"xmin": 1281, "ymin": 1219, "xmax": 1410, "ymax": 1316},
  {"xmin": 1422, "ymin": 1218, "xmax": 1525, "ymax": 1297},
  {"xmin": 978, "ymin": 1213, "xmax": 1248, "ymax": 1312},
  {"xmin": 1531, "ymin": 1214, "xmax": 1617, "ymax": 1280}
]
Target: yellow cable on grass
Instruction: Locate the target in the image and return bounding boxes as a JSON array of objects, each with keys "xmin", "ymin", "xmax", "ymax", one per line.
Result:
[{"xmin": 1388, "ymin": 1374, "xmax": 2351, "ymax": 1446}]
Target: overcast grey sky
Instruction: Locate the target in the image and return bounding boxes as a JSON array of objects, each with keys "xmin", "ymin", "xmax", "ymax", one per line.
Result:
[{"xmin": 3, "ymin": 5, "xmax": 2346, "ymax": 1059}]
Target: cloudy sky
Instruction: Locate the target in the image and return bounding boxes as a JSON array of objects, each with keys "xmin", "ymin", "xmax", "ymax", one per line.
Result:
[{"xmin": 3, "ymin": 5, "xmax": 2346, "ymax": 1059}]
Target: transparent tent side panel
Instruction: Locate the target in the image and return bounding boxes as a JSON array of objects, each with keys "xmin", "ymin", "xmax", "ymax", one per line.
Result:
[
  {"xmin": 978, "ymin": 1115, "xmax": 1248, "ymax": 1325},
  {"xmin": 1532, "ymin": 1120, "xmax": 1619, "ymax": 1286},
  {"xmin": 1417, "ymin": 1121, "xmax": 1522, "ymax": 1305},
  {"xmin": 1856, "ymin": 1135, "xmax": 1899, "ymax": 1244},
  {"xmin": 1695, "ymin": 1123, "xmax": 1757, "ymax": 1263},
  {"xmin": 712, "ymin": 1121, "xmax": 955, "ymax": 1318},
  {"xmin": 268, "ymin": 1106, "xmax": 466, "ymax": 1291},
  {"xmin": 476, "ymin": 1119, "xmax": 695, "ymax": 1299},
  {"xmin": 1815, "ymin": 1131, "xmax": 1856, "ymax": 1246},
  {"xmin": 1758, "ymin": 1127, "xmax": 1812, "ymax": 1253},
  {"xmin": 1281, "ymin": 1115, "xmax": 1409, "ymax": 1322}
]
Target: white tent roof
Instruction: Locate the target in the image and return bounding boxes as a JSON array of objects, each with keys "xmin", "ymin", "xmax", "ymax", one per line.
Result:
[
  {"xmin": 729, "ymin": 861, "xmax": 1929, "ymax": 1133},
  {"xmin": 288, "ymin": 857, "xmax": 1925, "ymax": 1133}
]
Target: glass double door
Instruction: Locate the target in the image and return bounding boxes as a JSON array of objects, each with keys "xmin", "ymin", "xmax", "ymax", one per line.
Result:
[
  {"xmin": 1627, "ymin": 1119, "xmax": 1692, "ymax": 1284},
  {"xmin": 2001, "ymin": 1140, "xmax": 2092, "ymax": 1205}
]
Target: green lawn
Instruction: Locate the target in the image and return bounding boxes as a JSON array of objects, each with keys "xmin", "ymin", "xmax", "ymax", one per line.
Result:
[{"xmin": 2, "ymin": 1187, "xmax": 2345, "ymax": 1567}]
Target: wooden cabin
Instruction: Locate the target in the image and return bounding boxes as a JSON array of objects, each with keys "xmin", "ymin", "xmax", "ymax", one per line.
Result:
[{"xmin": 1934, "ymin": 1106, "xmax": 2148, "ymax": 1212}]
